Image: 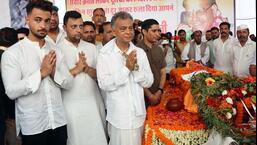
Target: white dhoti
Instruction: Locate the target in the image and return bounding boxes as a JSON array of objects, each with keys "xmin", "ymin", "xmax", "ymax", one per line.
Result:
[{"xmin": 108, "ymin": 123, "xmax": 144, "ymax": 145}]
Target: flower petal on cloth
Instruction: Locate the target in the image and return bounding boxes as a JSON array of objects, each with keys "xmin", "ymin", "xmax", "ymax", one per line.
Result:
[
  {"xmin": 181, "ymin": 70, "xmax": 208, "ymax": 81},
  {"xmin": 203, "ymin": 129, "xmax": 238, "ymax": 145}
]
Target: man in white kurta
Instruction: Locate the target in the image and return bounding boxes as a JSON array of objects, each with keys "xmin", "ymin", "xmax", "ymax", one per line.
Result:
[
  {"xmin": 1, "ymin": 1, "xmax": 72, "ymax": 145},
  {"xmin": 59, "ymin": 11, "xmax": 107, "ymax": 145},
  {"xmin": 232, "ymin": 25, "xmax": 256, "ymax": 77},
  {"xmin": 181, "ymin": 31, "xmax": 210, "ymax": 66},
  {"xmin": 97, "ymin": 12, "xmax": 153, "ymax": 145},
  {"xmin": 213, "ymin": 22, "xmax": 234, "ymax": 73},
  {"xmin": 45, "ymin": 6, "xmax": 66, "ymax": 47}
]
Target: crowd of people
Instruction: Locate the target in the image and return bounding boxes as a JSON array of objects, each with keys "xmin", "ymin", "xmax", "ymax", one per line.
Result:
[{"xmin": 0, "ymin": 0, "xmax": 256, "ymax": 145}]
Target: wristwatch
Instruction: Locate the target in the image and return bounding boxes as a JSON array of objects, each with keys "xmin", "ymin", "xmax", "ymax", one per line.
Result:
[{"xmin": 158, "ymin": 87, "xmax": 164, "ymax": 94}]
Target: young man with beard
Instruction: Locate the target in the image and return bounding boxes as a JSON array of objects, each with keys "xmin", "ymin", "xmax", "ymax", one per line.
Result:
[
  {"xmin": 98, "ymin": 22, "xmax": 115, "ymax": 47},
  {"xmin": 45, "ymin": 5, "xmax": 66, "ymax": 46},
  {"xmin": 97, "ymin": 11, "xmax": 153, "ymax": 145},
  {"xmin": 58, "ymin": 11, "xmax": 107, "ymax": 145},
  {"xmin": 213, "ymin": 22, "xmax": 234, "ymax": 73},
  {"xmin": 82, "ymin": 21, "xmax": 97, "ymax": 45},
  {"xmin": 211, "ymin": 27, "xmax": 220, "ymax": 40},
  {"xmin": 137, "ymin": 19, "xmax": 166, "ymax": 106},
  {"xmin": 1, "ymin": 1, "xmax": 73, "ymax": 145},
  {"xmin": 232, "ymin": 25, "xmax": 256, "ymax": 77}
]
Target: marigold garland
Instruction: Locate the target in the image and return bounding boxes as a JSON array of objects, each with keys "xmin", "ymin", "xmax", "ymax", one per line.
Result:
[{"xmin": 143, "ymin": 61, "xmax": 217, "ymax": 145}]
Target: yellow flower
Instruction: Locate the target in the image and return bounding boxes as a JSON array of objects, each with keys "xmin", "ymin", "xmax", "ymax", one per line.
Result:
[{"xmin": 205, "ymin": 77, "xmax": 216, "ymax": 86}]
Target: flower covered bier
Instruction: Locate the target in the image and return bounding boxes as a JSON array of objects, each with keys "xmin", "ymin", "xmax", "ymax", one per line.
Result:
[{"xmin": 191, "ymin": 72, "xmax": 256, "ymax": 143}]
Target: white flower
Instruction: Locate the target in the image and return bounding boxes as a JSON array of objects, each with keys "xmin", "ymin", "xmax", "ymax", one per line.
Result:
[
  {"xmin": 222, "ymin": 90, "xmax": 228, "ymax": 96},
  {"xmin": 242, "ymin": 90, "xmax": 247, "ymax": 96},
  {"xmin": 232, "ymin": 108, "xmax": 237, "ymax": 115},
  {"xmin": 226, "ymin": 112, "xmax": 233, "ymax": 119},
  {"xmin": 226, "ymin": 97, "xmax": 233, "ymax": 105}
]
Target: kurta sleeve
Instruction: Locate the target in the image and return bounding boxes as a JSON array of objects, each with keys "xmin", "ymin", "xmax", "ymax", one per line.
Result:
[
  {"xmin": 201, "ymin": 46, "xmax": 210, "ymax": 65},
  {"xmin": 132, "ymin": 50, "xmax": 153, "ymax": 88},
  {"xmin": 1, "ymin": 51, "xmax": 41, "ymax": 100},
  {"xmin": 54, "ymin": 49, "xmax": 74, "ymax": 89},
  {"xmin": 97, "ymin": 53, "xmax": 130, "ymax": 91}
]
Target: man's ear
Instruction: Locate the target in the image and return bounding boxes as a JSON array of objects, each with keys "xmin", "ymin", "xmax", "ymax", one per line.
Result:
[
  {"xmin": 142, "ymin": 29, "xmax": 147, "ymax": 36},
  {"xmin": 112, "ymin": 29, "xmax": 117, "ymax": 37},
  {"xmin": 63, "ymin": 25, "xmax": 67, "ymax": 32}
]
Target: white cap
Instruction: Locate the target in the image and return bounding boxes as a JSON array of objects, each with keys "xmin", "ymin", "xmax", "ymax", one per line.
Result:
[
  {"xmin": 237, "ymin": 24, "xmax": 249, "ymax": 31},
  {"xmin": 161, "ymin": 40, "xmax": 169, "ymax": 45}
]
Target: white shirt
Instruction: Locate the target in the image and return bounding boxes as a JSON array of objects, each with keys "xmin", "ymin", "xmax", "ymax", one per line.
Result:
[
  {"xmin": 213, "ymin": 37, "xmax": 234, "ymax": 73},
  {"xmin": 1, "ymin": 37, "xmax": 73, "ymax": 135},
  {"xmin": 232, "ymin": 39, "xmax": 256, "ymax": 77},
  {"xmin": 181, "ymin": 43, "xmax": 210, "ymax": 65},
  {"xmin": 160, "ymin": 44, "xmax": 176, "ymax": 73},
  {"xmin": 97, "ymin": 39, "xmax": 153, "ymax": 129},
  {"xmin": 45, "ymin": 29, "xmax": 66, "ymax": 47}
]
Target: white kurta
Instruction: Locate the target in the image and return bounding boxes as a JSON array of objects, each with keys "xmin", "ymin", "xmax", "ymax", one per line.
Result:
[
  {"xmin": 213, "ymin": 37, "xmax": 234, "ymax": 73},
  {"xmin": 97, "ymin": 39, "xmax": 153, "ymax": 145},
  {"xmin": 45, "ymin": 29, "xmax": 66, "ymax": 47},
  {"xmin": 58, "ymin": 39, "xmax": 107, "ymax": 145},
  {"xmin": 181, "ymin": 43, "xmax": 210, "ymax": 65},
  {"xmin": 1, "ymin": 37, "xmax": 72, "ymax": 135},
  {"xmin": 97, "ymin": 39, "xmax": 153, "ymax": 130},
  {"xmin": 232, "ymin": 39, "xmax": 256, "ymax": 77}
]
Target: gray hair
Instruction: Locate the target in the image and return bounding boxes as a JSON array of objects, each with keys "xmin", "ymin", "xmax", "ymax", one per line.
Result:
[{"xmin": 111, "ymin": 11, "xmax": 133, "ymax": 28}]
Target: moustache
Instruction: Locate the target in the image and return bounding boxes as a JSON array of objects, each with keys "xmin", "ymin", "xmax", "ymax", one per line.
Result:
[
  {"xmin": 221, "ymin": 32, "xmax": 227, "ymax": 35},
  {"xmin": 239, "ymin": 36, "xmax": 247, "ymax": 39},
  {"xmin": 38, "ymin": 29, "xmax": 47, "ymax": 33}
]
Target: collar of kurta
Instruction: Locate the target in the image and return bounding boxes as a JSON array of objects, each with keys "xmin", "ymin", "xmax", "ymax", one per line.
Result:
[
  {"xmin": 235, "ymin": 38, "xmax": 254, "ymax": 47},
  {"xmin": 101, "ymin": 38, "xmax": 135, "ymax": 54},
  {"xmin": 23, "ymin": 37, "xmax": 48, "ymax": 49}
]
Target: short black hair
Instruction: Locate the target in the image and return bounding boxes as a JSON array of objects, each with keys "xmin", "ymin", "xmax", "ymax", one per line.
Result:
[
  {"xmin": 63, "ymin": 11, "xmax": 82, "ymax": 25},
  {"xmin": 26, "ymin": 0, "xmax": 52, "ymax": 15},
  {"xmin": 0, "ymin": 27, "xmax": 18, "ymax": 47},
  {"xmin": 161, "ymin": 33, "xmax": 168, "ymax": 38},
  {"xmin": 93, "ymin": 8, "xmax": 105, "ymax": 15},
  {"xmin": 83, "ymin": 21, "xmax": 96, "ymax": 30},
  {"xmin": 229, "ymin": 31, "xmax": 233, "ymax": 36},
  {"xmin": 178, "ymin": 29, "xmax": 186, "ymax": 35},
  {"xmin": 211, "ymin": 27, "xmax": 219, "ymax": 32},
  {"xmin": 99, "ymin": 22, "xmax": 111, "ymax": 34},
  {"xmin": 219, "ymin": 22, "xmax": 231, "ymax": 29},
  {"xmin": 206, "ymin": 30, "xmax": 212, "ymax": 33},
  {"xmin": 52, "ymin": 5, "xmax": 59, "ymax": 12},
  {"xmin": 16, "ymin": 27, "xmax": 29, "ymax": 36},
  {"xmin": 141, "ymin": 19, "xmax": 159, "ymax": 31}
]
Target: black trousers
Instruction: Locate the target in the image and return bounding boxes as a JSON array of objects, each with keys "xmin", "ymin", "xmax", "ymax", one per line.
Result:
[
  {"xmin": 0, "ymin": 118, "xmax": 5, "ymax": 145},
  {"xmin": 21, "ymin": 125, "xmax": 67, "ymax": 145}
]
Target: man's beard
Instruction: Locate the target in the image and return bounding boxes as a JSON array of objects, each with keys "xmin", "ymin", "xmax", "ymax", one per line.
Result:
[{"xmin": 31, "ymin": 29, "xmax": 47, "ymax": 39}]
